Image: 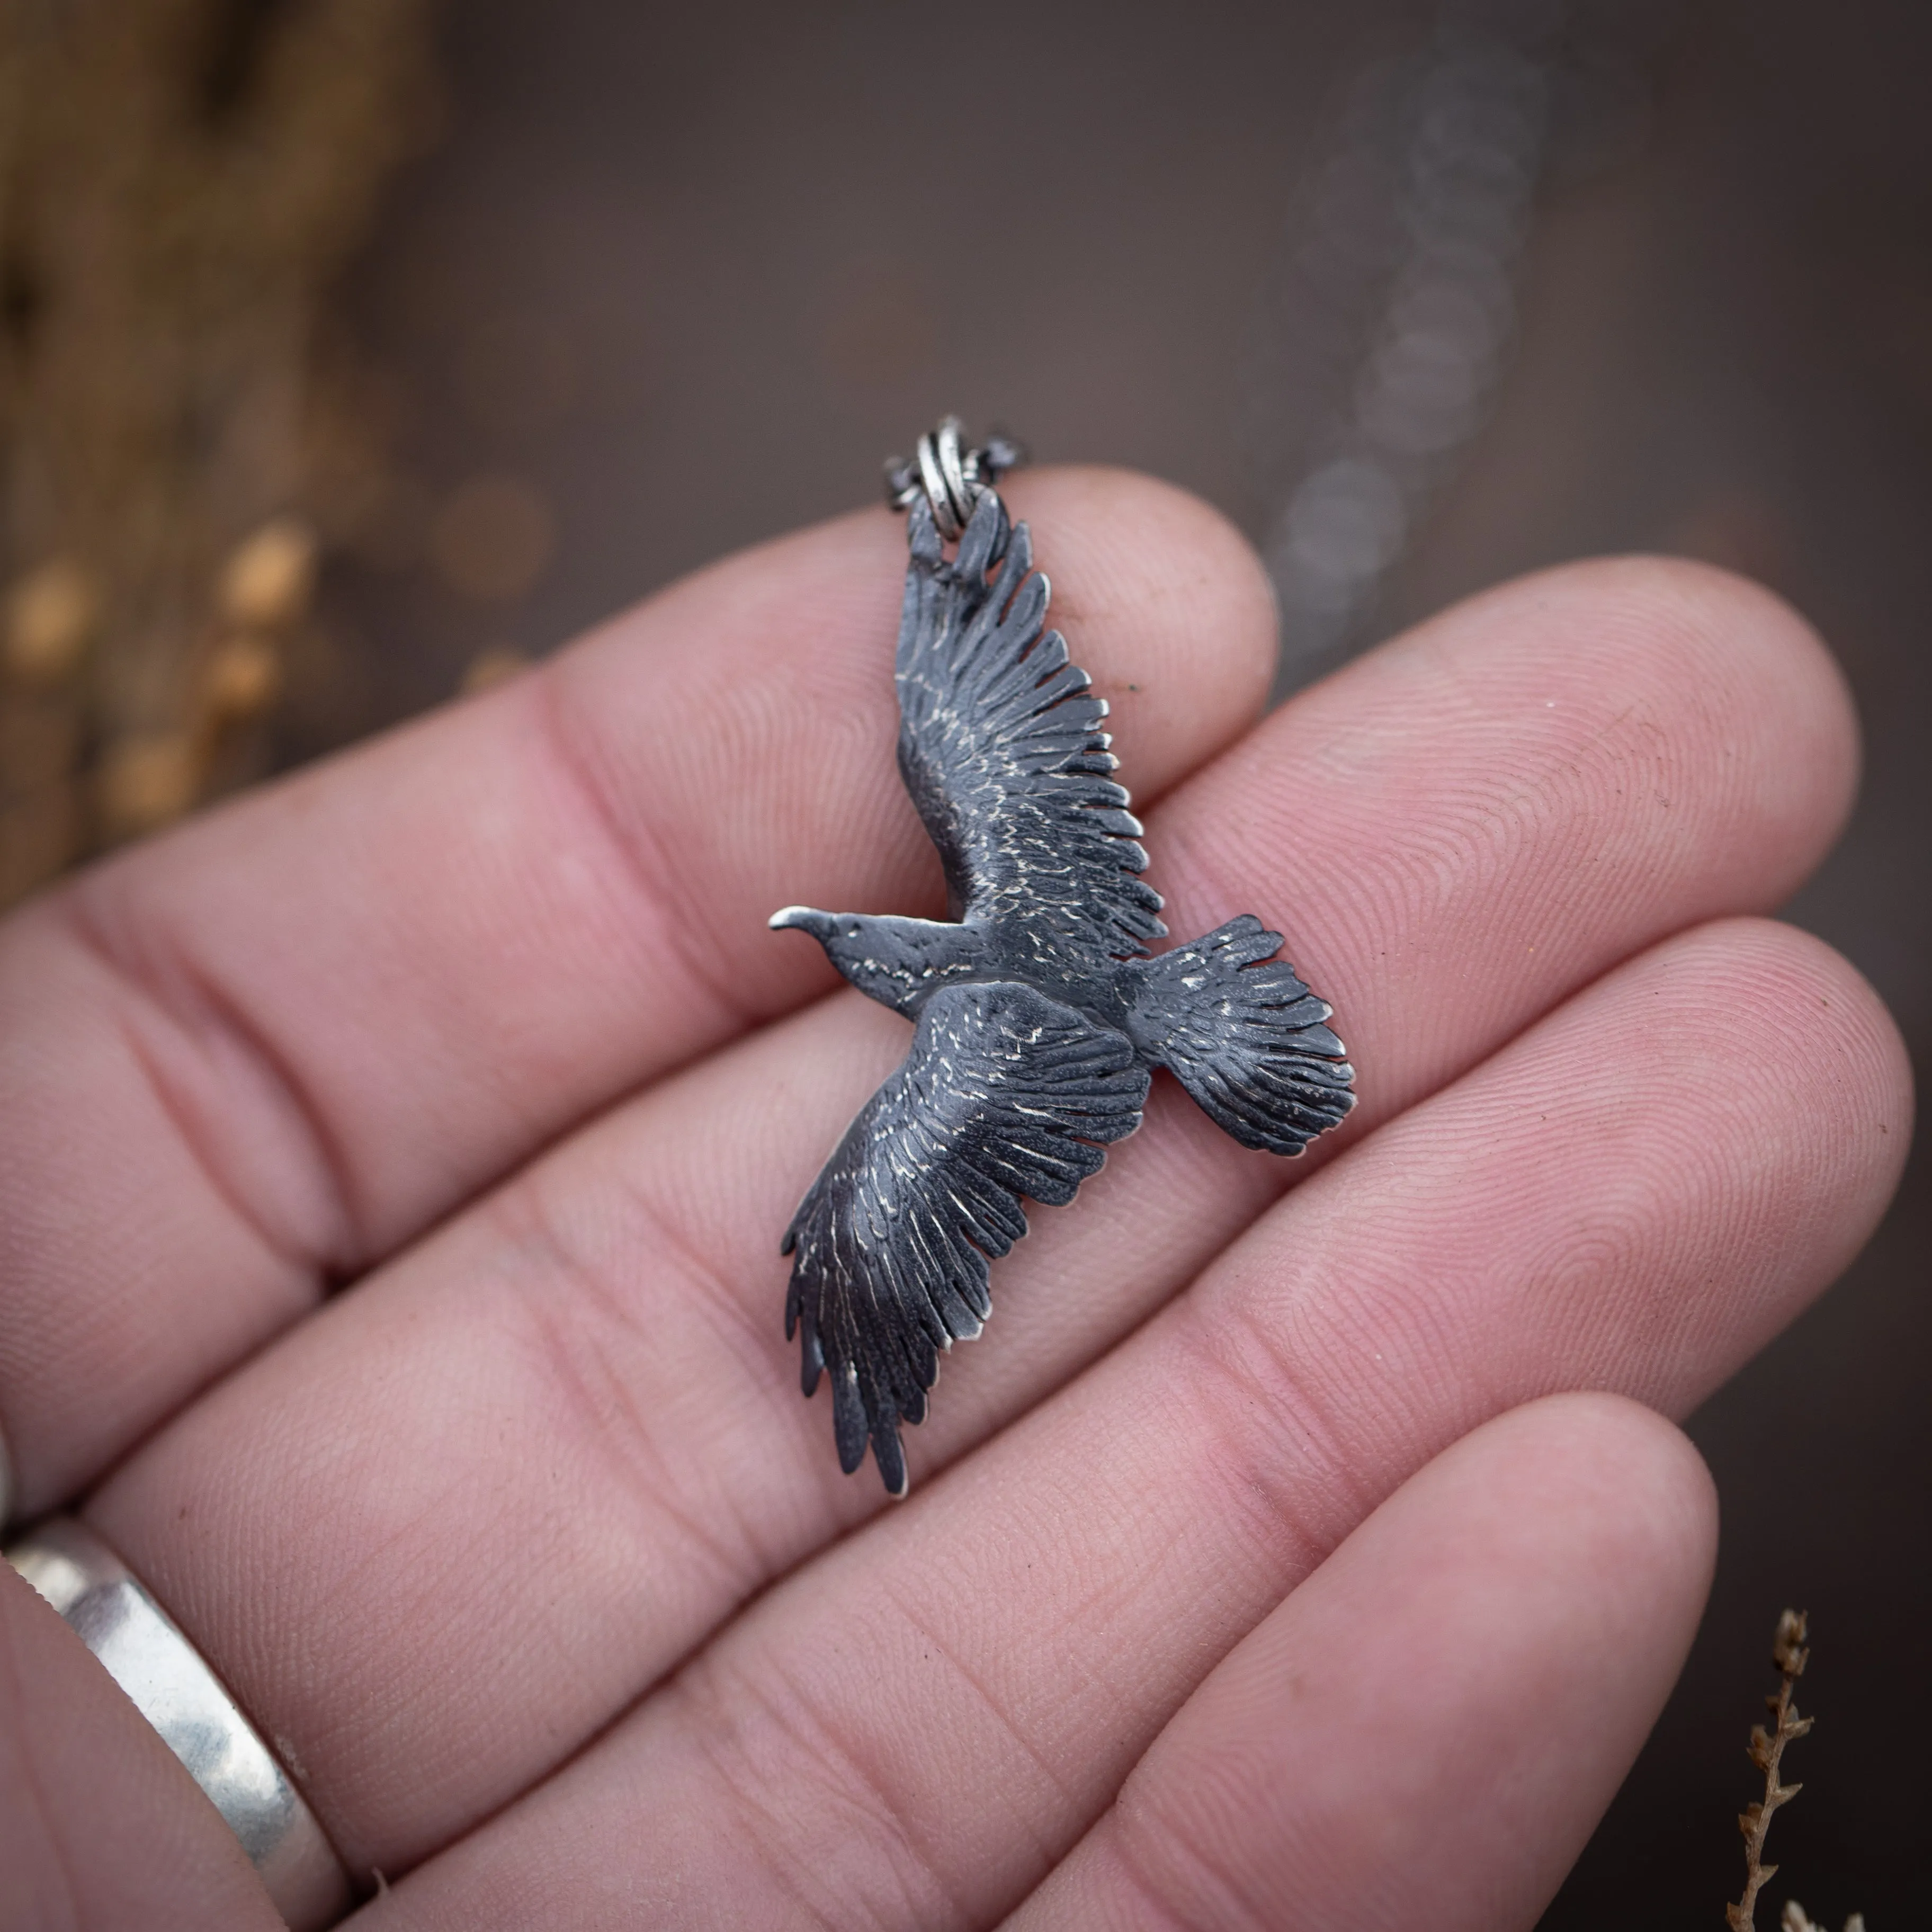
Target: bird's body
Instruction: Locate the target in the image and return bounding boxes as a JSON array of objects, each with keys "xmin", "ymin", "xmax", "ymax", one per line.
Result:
[
  {"xmin": 767, "ymin": 910, "xmax": 1135, "ymax": 1035},
  {"xmin": 772, "ymin": 482, "xmax": 1354, "ymax": 1495}
]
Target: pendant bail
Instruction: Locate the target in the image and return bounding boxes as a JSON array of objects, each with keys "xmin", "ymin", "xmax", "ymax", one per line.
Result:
[{"xmin": 883, "ymin": 417, "xmax": 1026, "ymax": 540}]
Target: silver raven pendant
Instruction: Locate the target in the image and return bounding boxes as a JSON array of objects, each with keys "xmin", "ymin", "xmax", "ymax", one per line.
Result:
[{"xmin": 771, "ymin": 422, "xmax": 1355, "ymax": 1495}]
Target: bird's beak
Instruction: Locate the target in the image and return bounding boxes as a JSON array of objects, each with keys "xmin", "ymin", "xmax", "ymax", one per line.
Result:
[{"xmin": 768, "ymin": 905, "xmax": 829, "ymax": 935}]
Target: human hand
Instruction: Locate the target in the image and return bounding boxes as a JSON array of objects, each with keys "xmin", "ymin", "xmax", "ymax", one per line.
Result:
[{"xmin": 1, "ymin": 470, "xmax": 1909, "ymax": 1930}]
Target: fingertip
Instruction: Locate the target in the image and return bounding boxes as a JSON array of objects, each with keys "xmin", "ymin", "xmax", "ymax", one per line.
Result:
[
  {"xmin": 1713, "ymin": 912, "xmax": 1913, "ymax": 1124},
  {"xmin": 1019, "ymin": 1393, "xmax": 1721, "ymax": 1932},
  {"xmin": 1646, "ymin": 916, "xmax": 1914, "ymax": 1284},
  {"xmin": 1642, "ymin": 553, "xmax": 1860, "ymax": 842},
  {"xmin": 1246, "ymin": 1391, "xmax": 1720, "ymax": 1712},
  {"xmin": 1464, "ymin": 1392, "xmax": 1719, "ymax": 1613},
  {"xmin": 1004, "ymin": 465, "xmax": 1280, "ymax": 788},
  {"xmin": 1461, "ymin": 553, "xmax": 1861, "ymax": 897}
]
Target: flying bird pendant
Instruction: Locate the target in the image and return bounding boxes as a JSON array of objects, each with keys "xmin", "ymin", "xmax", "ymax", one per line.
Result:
[{"xmin": 771, "ymin": 419, "xmax": 1355, "ymax": 1496}]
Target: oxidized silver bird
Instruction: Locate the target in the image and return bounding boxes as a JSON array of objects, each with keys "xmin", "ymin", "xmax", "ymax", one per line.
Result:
[{"xmin": 771, "ymin": 421, "xmax": 1354, "ymax": 1495}]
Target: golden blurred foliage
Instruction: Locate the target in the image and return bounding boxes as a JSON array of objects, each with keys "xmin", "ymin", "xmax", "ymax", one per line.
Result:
[
  {"xmin": 4, "ymin": 558, "xmax": 100, "ymax": 687},
  {"xmin": 459, "ymin": 643, "xmax": 531, "ymax": 695},
  {"xmin": 218, "ymin": 518, "xmax": 320, "ymax": 632},
  {"xmin": 203, "ymin": 634, "xmax": 286, "ymax": 723},
  {"xmin": 97, "ymin": 736, "xmax": 203, "ymax": 841},
  {"xmin": 430, "ymin": 473, "xmax": 556, "ymax": 602},
  {"xmin": 0, "ymin": 0, "xmax": 443, "ymax": 909}
]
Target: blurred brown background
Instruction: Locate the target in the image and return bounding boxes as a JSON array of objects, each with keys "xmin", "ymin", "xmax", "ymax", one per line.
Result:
[{"xmin": 7, "ymin": 0, "xmax": 1929, "ymax": 1920}]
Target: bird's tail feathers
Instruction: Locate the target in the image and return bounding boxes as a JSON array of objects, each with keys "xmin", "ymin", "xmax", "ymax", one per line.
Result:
[{"xmin": 1131, "ymin": 915, "xmax": 1355, "ymax": 1156}]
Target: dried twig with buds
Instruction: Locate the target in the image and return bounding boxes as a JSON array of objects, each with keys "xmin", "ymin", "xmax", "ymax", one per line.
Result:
[
  {"xmin": 1728, "ymin": 1608, "xmax": 1813, "ymax": 1931},
  {"xmin": 1726, "ymin": 1611, "xmax": 1865, "ymax": 1932}
]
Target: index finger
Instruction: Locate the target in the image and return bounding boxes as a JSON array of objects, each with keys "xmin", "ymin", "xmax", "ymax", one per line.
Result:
[{"xmin": 0, "ymin": 469, "xmax": 1277, "ymax": 1517}]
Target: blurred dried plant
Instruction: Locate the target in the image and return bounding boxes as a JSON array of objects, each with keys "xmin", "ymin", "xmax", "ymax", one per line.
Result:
[
  {"xmin": 0, "ymin": 0, "xmax": 441, "ymax": 908},
  {"xmin": 1782, "ymin": 1902, "xmax": 1867, "ymax": 1932},
  {"xmin": 1727, "ymin": 1611, "xmax": 1866, "ymax": 1932}
]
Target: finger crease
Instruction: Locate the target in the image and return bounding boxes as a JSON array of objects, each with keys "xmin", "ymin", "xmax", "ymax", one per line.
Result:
[
  {"xmin": 56, "ymin": 893, "xmax": 352, "ymax": 1280},
  {"xmin": 491, "ymin": 1175, "xmax": 772, "ymax": 1601},
  {"xmin": 1104, "ymin": 1793, "xmax": 1271, "ymax": 1932},
  {"xmin": 1171, "ymin": 1285, "xmax": 1385, "ymax": 1586},
  {"xmin": 532, "ymin": 669, "xmax": 764, "ymax": 1049},
  {"xmin": 874, "ymin": 1578, "xmax": 1079, "ymax": 1873},
  {"xmin": 678, "ymin": 1648, "xmax": 967, "ymax": 1931}
]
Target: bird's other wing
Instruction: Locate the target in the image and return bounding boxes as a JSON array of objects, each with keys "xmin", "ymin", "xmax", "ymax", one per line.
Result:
[
  {"xmin": 782, "ymin": 980, "xmax": 1149, "ymax": 1495},
  {"xmin": 895, "ymin": 490, "xmax": 1168, "ymax": 963}
]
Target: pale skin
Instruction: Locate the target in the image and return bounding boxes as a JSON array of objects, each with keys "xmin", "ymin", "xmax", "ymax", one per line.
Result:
[{"xmin": 0, "ymin": 468, "xmax": 1912, "ymax": 1930}]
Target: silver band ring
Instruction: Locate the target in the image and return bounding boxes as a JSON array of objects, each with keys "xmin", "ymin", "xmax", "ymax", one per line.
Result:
[{"xmin": 6, "ymin": 1515, "xmax": 352, "ymax": 1931}]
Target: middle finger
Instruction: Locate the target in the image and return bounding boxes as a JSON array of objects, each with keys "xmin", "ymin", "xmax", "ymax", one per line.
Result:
[{"xmin": 85, "ymin": 557, "xmax": 1856, "ymax": 1876}]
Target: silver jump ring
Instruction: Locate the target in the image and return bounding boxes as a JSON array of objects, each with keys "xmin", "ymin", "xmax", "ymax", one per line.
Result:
[
  {"xmin": 6, "ymin": 1515, "xmax": 352, "ymax": 1931},
  {"xmin": 932, "ymin": 416, "xmax": 976, "ymax": 534},
  {"xmin": 883, "ymin": 417, "xmax": 1028, "ymax": 539},
  {"xmin": 914, "ymin": 429, "xmax": 968, "ymax": 542}
]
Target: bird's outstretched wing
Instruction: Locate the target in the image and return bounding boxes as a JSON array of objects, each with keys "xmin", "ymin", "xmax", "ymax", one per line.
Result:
[
  {"xmin": 896, "ymin": 490, "xmax": 1167, "ymax": 963},
  {"xmin": 783, "ymin": 980, "xmax": 1149, "ymax": 1495}
]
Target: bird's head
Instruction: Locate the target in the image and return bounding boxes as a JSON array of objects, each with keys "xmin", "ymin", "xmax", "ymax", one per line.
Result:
[
  {"xmin": 769, "ymin": 905, "xmax": 871, "ymax": 981},
  {"xmin": 768, "ymin": 906, "xmax": 937, "ymax": 1015},
  {"xmin": 768, "ymin": 904, "xmax": 839, "ymax": 944}
]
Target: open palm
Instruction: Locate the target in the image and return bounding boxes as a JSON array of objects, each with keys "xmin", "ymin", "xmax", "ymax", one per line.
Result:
[{"xmin": 1, "ymin": 469, "xmax": 1909, "ymax": 1930}]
